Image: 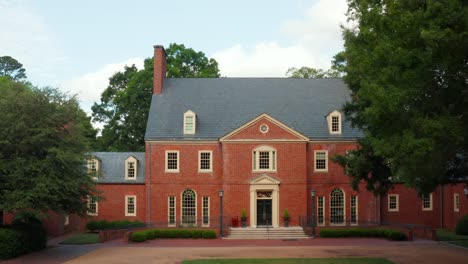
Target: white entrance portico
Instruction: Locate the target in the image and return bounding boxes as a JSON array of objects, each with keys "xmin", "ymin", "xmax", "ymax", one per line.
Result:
[{"xmin": 249, "ymin": 174, "xmax": 280, "ymax": 227}]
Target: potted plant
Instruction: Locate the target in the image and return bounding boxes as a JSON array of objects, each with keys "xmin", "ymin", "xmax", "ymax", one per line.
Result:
[
  {"xmin": 284, "ymin": 209, "xmax": 290, "ymax": 227},
  {"xmin": 241, "ymin": 208, "xmax": 247, "ymax": 227}
]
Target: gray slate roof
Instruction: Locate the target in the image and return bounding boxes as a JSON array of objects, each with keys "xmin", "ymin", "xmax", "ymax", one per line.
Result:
[
  {"xmin": 89, "ymin": 152, "xmax": 145, "ymax": 183},
  {"xmin": 145, "ymin": 78, "xmax": 362, "ymax": 140}
]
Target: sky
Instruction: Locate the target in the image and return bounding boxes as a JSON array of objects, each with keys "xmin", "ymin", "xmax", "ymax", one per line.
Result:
[{"xmin": 0, "ymin": 0, "xmax": 348, "ymax": 114}]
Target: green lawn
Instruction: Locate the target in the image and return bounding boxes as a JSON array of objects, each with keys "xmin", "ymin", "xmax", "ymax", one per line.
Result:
[
  {"xmin": 448, "ymin": 240, "xmax": 468, "ymax": 248},
  {"xmin": 60, "ymin": 233, "xmax": 99, "ymax": 244},
  {"xmin": 182, "ymin": 258, "xmax": 393, "ymax": 264},
  {"xmin": 436, "ymin": 229, "xmax": 468, "ymax": 241}
]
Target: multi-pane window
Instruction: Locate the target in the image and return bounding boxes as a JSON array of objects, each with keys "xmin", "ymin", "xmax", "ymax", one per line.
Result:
[
  {"xmin": 168, "ymin": 196, "xmax": 176, "ymax": 226},
  {"xmin": 422, "ymin": 193, "xmax": 433, "ymax": 211},
  {"xmin": 331, "ymin": 116, "xmax": 340, "ymax": 132},
  {"xmin": 253, "ymin": 146, "xmax": 276, "ymax": 171},
  {"xmin": 127, "ymin": 162, "xmax": 135, "ymax": 178},
  {"xmin": 87, "ymin": 159, "xmax": 98, "ymax": 179},
  {"xmin": 454, "ymin": 193, "xmax": 460, "ymax": 212},
  {"xmin": 317, "ymin": 196, "xmax": 325, "ymax": 226},
  {"xmin": 314, "ymin": 151, "xmax": 328, "ymax": 171},
  {"xmin": 125, "ymin": 195, "xmax": 136, "ymax": 216},
  {"xmin": 199, "ymin": 151, "xmax": 212, "ymax": 172},
  {"xmin": 184, "ymin": 110, "xmax": 196, "ymax": 134},
  {"xmin": 182, "ymin": 189, "xmax": 196, "ymax": 225},
  {"xmin": 166, "ymin": 151, "xmax": 179, "ymax": 172},
  {"xmin": 350, "ymin": 196, "xmax": 358, "ymax": 225},
  {"xmin": 64, "ymin": 215, "xmax": 69, "ymax": 226},
  {"xmin": 330, "ymin": 189, "xmax": 344, "ymax": 225},
  {"xmin": 388, "ymin": 194, "xmax": 399, "ymax": 212},
  {"xmin": 202, "ymin": 197, "xmax": 210, "ymax": 226},
  {"xmin": 87, "ymin": 196, "xmax": 98, "ymax": 216}
]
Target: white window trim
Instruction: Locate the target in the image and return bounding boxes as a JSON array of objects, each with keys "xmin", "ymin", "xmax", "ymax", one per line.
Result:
[
  {"xmin": 329, "ymin": 189, "xmax": 346, "ymax": 226},
  {"xmin": 317, "ymin": 196, "xmax": 325, "ymax": 226},
  {"xmin": 125, "ymin": 156, "xmax": 138, "ymax": 180},
  {"xmin": 165, "ymin": 150, "xmax": 180, "ymax": 173},
  {"xmin": 202, "ymin": 196, "xmax": 210, "ymax": 227},
  {"xmin": 87, "ymin": 196, "xmax": 98, "ymax": 216},
  {"xmin": 168, "ymin": 196, "xmax": 176, "ymax": 227},
  {"xmin": 64, "ymin": 215, "xmax": 69, "ymax": 226},
  {"xmin": 388, "ymin": 194, "xmax": 399, "ymax": 212},
  {"xmin": 87, "ymin": 158, "xmax": 99, "ymax": 180},
  {"xmin": 183, "ymin": 110, "xmax": 196, "ymax": 135},
  {"xmin": 351, "ymin": 196, "xmax": 358, "ymax": 226},
  {"xmin": 314, "ymin": 150, "xmax": 328, "ymax": 172},
  {"xmin": 125, "ymin": 195, "xmax": 137, "ymax": 216},
  {"xmin": 198, "ymin": 151, "xmax": 213, "ymax": 173},
  {"xmin": 422, "ymin": 193, "xmax": 433, "ymax": 211},
  {"xmin": 252, "ymin": 146, "xmax": 277, "ymax": 172},
  {"xmin": 327, "ymin": 110, "xmax": 342, "ymax": 135},
  {"xmin": 180, "ymin": 189, "xmax": 197, "ymax": 226},
  {"xmin": 454, "ymin": 193, "xmax": 460, "ymax": 212}
]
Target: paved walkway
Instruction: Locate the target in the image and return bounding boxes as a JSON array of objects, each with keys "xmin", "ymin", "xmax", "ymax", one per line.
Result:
[{"xmin": 3, "ymin": 236, "xmax": 468, "ymax": 264}]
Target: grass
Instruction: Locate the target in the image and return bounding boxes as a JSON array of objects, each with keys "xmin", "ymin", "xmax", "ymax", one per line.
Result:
[
  {"xmin": 60, "ymin": 233, "xmax": 99, "ymax": 245},
  {"xmin": 182, "ymin": 258, "xmax": 393, "ymax": 264},
  {"xmin": 436, "ymin": 229, "xmax": 468, "ymax": 248}
]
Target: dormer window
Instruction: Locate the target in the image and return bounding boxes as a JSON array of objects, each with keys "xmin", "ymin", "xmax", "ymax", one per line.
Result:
[
  {"xmin": 125, "ymin": 156, "xmax": 138, "ymax": 180},
  {"xmin": 87, "ymin": 158, "xmax": 99, "ymax": 180},
  {"xmin": 327, "ymin": 110, "xmax": 342, "ymax": 134},
  {"xmin": 184, "ymin": 110, "xmax": 196, "ymax": 134}
]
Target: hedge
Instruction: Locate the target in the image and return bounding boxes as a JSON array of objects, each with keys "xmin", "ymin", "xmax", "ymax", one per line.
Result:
[
  {"xmin": 86, "ymin": 220, "xmax": 145, "ymax": 231},
  {"xmin": 130, "ymin": 229, "xmax": 217, "ymax": 242},
  {"xmin": 0, "ymin": 223, "xmax": 47, "ymax": 259},
  {"xmin": 319, "ymin": 228, "xmax": 407, "ymax": 241},
  {"xmin": 455, "ymin": 215, "xmax": 468, "ymax": 235}
]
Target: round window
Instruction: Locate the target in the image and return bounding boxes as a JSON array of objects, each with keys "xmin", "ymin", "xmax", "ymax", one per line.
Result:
[{"xmin": 260, "ymin": 124, "xmax": 269, "ymax": 133}]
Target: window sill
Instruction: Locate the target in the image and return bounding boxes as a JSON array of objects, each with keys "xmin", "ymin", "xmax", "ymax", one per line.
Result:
[
  {"xmin": 252, "ymin": 170, "xmax": 277, "ymax": 173},
  {"xmin": 165, "ymin": 170, "xmax": 180, "ymax": 173}
]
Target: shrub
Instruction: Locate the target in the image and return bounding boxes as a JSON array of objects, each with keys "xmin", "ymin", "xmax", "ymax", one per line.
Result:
[
  {"xmin": 130, "ymin": 231, "xmax": 147, "ymax": 242},
  {"xmin": 129, "ymin": 229, "xmax": 217, "ymax": 242},
  {"xmin": 455, "ymin": 215, "xmax": 468, "ymax": 235},
  {"xmin": 319, "ymin": 228, "xmax": 406, "ymax": 241},
  {"xmin": 0, "ymin": 228, "xmax": 23, "ymax": 259},
  {"xmin": 86, "ymin": 220, "xmax": 145, "ymax": 231}
]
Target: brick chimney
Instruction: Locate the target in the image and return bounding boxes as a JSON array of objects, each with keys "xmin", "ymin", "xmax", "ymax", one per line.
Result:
[{"xmin": 153, "ymin": 45, "xmax": 167, "ymax": 94}]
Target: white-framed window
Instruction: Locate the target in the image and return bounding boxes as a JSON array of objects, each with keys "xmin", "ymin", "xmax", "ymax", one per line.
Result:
[
  {"xmin": 165, "ymin": 150, "xmax": 179, "ymax": 172},
  {"xmin": 330, "ymin": 189, "xmax": 345, "ymax": 225},
  {"xmin": 317, "ymin": 196, "xmax": 325, "ymax": 226},
  {"xmin": 454, "ymin": 193, "xmax": 460, "ymax": 212},
  {"xmin": 388, "ymin": 194, "xmax": 399, "ymax": 212},
  {"xmin": 253, "ymin": 146, "xmax": 276, "ymax": 172},
  {"xmin": 422, "ymin": 193, "xmax": 433, "ymax": 211},
  {"xmin": 202, "ymin": 196, "xmax": 210, "ymax": 227},
  {"xmin": 64, "ymin": 215, "xmax": 69, "ymax": 226},
  {"xmin": 350, "ymin": 196, "xmax": 358, "ymax": 225},
  {"xmin": 87, "ymin": 196, "xmax": 98, "ymax": 216},
  {"xmin": 183, "ymin": 110, "xmax": 196, "ymax": 134},
  {"xmin": 181, "ymin": 189, "xmax": 196, "ymax": 225},
  {"xmin": 125, "ymin": 195, "xmax": 136, "ymax": 216},
  {"xmin": 125, "ymin": 156, "xmax": 138, "ymax": 180},
  {"xmin": 327, "ymin": 110, "xmax": 342, "ymax": 134},
  {"xmin": 314, "ymin": 150, "xmax": 328, "ymax": 172},
  {"xmin": 87, "ymin": 159, "xmax": 99, "ymax": 180},
  {"xmin": 168, "ymin": 196, "xmax": 176, "ymax": 226},
  {"xmin": 199, "ymin": 151, "xmax": 213, "ymax": 172}
]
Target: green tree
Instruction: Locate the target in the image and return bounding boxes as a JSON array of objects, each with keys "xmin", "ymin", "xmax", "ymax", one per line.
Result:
[
  {"xmin": 0, "ymin": 77, "xmax": 98, "ymax": 216},
  {"xmin": 0, "ymin": 56, "xmax": 27, "ymax": 81},
  {"xmin": 335, "ymin": 0, "xmax": 468, "ymax": 194},
  {"xmin": 92, "ymin": 43, "xmax": 220, "ymax": 151},
  {"xmin": 285, "ymin": 66, "xmax": 341, "ymax": 78}
]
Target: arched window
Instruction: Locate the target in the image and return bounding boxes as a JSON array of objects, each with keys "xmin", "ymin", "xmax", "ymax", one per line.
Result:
[
  {"xmin": 330, "ymin": 189, "xmax": 344, "ymax": 225},
  {"xmin": 181, "ymin": 189, "xmax": 196, "ymax": 225},
  {"xmin": 183, "ymin": 110, "xmax": 196, "ymax": 134}
]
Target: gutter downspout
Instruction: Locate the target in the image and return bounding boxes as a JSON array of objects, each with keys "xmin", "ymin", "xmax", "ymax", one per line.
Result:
[
  {"xmin": 440, "ymin": 185, "xmax": 444, "ymax": 228},
  {"xmin": 147, "ymin": 144, "xmax": 152, "ymax": 226}
]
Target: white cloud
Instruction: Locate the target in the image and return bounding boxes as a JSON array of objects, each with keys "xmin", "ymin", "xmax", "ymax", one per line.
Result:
[
  {"xmin": 212, "ymin": 0, "xmax": 348, "ymax": 77},
  {"xmin": 60, "ymin": 58, "xmax": 144, "ymax": 109},
  {"xmin": 0, "ymin": 0, "xmax": 68, "ymax": 84}
]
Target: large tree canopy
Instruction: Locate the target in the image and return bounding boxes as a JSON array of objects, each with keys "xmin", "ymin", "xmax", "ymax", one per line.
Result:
[
  {"xmin": 335, "ymin": 0, "xmax": 467, "ymax": 195},
  {"xmin": 0, "ymin": 77, "xmax": 97, "ymax": 215},
  {"xmin": 92, "ymin": 43, "xmax": 221, "ymax": 151},
  {"xmin": 0, "ymin": 56, "xmax": 27, "ymax": 81}
]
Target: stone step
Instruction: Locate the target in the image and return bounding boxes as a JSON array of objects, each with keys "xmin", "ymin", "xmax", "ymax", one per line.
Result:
[{"xmin": 226, "ymin": 226, "xmax": 310, "ymax": 239}]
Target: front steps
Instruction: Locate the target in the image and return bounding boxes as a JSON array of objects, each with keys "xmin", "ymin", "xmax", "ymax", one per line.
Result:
[{"xmin": 226, "ymin": 226, "xmax": 310, "ymax": 239}]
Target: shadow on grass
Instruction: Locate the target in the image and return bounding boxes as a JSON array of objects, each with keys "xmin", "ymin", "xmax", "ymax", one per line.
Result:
[{"xmin": 60, "ymin": 233, "xmax": 99, "ymax": 245}]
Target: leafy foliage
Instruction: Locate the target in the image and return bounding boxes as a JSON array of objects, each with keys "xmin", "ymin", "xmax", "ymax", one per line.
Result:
[
  {"xmin": 319, "ymin": 228, "xmax": 407, "ymax": 241},
  {"xmin": 455, "ymin": 215, "xmax": 468, "ymax": 235},
  {"xmin": 92, "ymin": 43, "xmax": 220, "ymax": 151},
  {"xmin": 285, "ymin": 67, "xmax": 340, "ymax": 78},
  {"xmin": 335, "ymin": 0, "xmax": 468, "ymax": 194},
  {"xmin": 0, "ymin": 56, "xmax": 26, "ymax": 81},
  {"xmin": 0, "ymin": 77, "xmax": 98, "ymax": 216},
  {"xmin": 86, "ymin": 219, "xmax": 145, "ymax": 231},
  {"xmin": 130, "ymin": 229, "xmax": 217, "ymax": 242}
]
